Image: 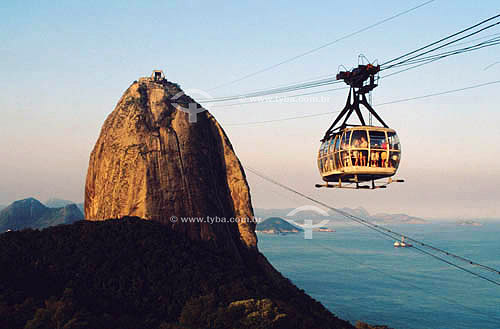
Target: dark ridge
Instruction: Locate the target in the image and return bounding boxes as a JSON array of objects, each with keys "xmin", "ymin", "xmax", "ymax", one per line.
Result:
[{"xmin": 0, "ymin": 218, "xmax": 353, "ymax": 329}]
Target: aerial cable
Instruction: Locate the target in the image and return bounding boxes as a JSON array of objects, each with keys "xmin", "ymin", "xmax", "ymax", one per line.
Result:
[
  {"xmin": 381, "ymin": 13, "xmax": 500, "ymax": 67},
  {"xmin": 375, "ymin": 37, "xmax": 500, "ymax": 78},
  {"xmin": 201, "ymin": 78, "xmax": 343, "ymax": 103},
  {"xmin": 440, "ymin": 31, "xmax": 500, "ymax": 49},
  {"xmin": 311, "ymin": 241, "xmax": 500, "ymax": 323},
  {"xmin": 253, "ymin": 173, "xmax": 500, "ymax": 319},
  {"xmin": 409, "ymin": 244, "xmax": 500, "ymax": 287},
  {"xmin": 208, "ymin": 0, "xmax": 436, "ymax": 91},
  {"xmin": 222, "ymin": 80, "xmax": 500, "ymax": 125},
  {"xmin": 230, "ymin": 73, "xmax": 338, "ymax": 96},
  {"xmin": 202, "ymin": 39, "xmax": 499, "ymax": 104},
  {"xmin": 212, "ymin": 86, "xmax": 349, "ymax": 110},
  {"xmin": 214, "ymin": 50, "xmax": 499, "ymax": 110},
  {"xmin": 244, "ymin": 167, "xmax": 500, "ymax": 285},
  {"xmin": 224, "ymin": 110, "xmax": 342, "ymax": 126},
  {"xmin": 202, "ymin": 36, "xmax": 499, "ymax": 104},
  {"xmin": 201, "ymin": 14, "xmax": 500, "ymax": 104},
  {"xmin": 384, "ymin": 36, "xmax": 500, "ymax": 69},
  {"xmin": 374, "ymin": 80, "xmax": 500, "ymax": 106},
  {"xmin": 381, "ymin": 18, "xmax": 500, "ymax": 70}
]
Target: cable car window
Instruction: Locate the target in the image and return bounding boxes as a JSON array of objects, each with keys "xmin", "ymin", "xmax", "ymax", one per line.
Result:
[
  {"xmin": 342, "ymin": 131, "xmax": 351, "ymax": 149},
  {"xmin": 389, "ymin": 152, "xmax": 401, "ymax": 169},
  {"xmin": 341, "ymin": 131, "xmax": 351, "ymax": 166},
  {"xmin": 329, "ymin": 137, "xmax": 335, "ymax": 153},
  {"xmin": 350, "ymin": 130, "xmax": 368, "ymax": 166},
  {"xmin": 350, "ymin": 130, "xmax": 368, "ymax": 148},
  {"xmin": 335, "ymin": 135, "xmax": 341, "ymax": 151},
  {"xmin": 340, "ymin": 133, "xmax": 346, "ymax": 150},
  {"xmin": 331, "ymin": 153, "xmax": 337, "ymax": 170},
  {"xmin": 334, "ymin": 134, "xmax": 341, "ymax": 168},
  {"xmin": 388, "ymin": 132, "xmax": 400, "ymax": 151},
  {"xmin": 329, "ymin": 155, "xmax": 334, "ymax": 171},
  {"xmin": 369, "ymin": 131, "xmax": 387, "ymax": 149},
  {"xmin": 320, "ymin": 141, "xmax": 327, "ymax": 155},
  {"xmin": 335, "ymin": 152, "xmax": 341, "ymax": 169}
]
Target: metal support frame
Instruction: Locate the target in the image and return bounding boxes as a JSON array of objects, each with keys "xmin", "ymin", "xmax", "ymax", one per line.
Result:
[
  {"xmin": 322, "ymin": 64, "xmax": 388, "ymax": 141},
  {"xmin": 322, "ymin": 87, "xmax": 388, "ymax": 141}
]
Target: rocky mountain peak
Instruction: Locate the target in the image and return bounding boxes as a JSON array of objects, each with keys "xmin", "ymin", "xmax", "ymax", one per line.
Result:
[{"xmin": 85, "ymin": 74, "xmax": 257, "ymax": 251}]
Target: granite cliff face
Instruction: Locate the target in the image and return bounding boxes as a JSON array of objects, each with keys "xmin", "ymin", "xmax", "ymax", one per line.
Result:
[{"xmin": 85, "ymin": 75, "xmax": 257, "ymax": 250}]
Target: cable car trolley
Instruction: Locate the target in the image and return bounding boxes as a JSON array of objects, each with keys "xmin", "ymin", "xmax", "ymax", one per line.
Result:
[{"xmin": 316, "ymin": 62, "xmax": 404, "ymax": 189}]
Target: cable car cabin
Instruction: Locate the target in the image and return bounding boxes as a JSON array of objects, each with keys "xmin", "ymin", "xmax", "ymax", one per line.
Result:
[
  {"xmin": 317, "ymin": 126, "xmax": 401, "ymax": 187},
  {"xmin": 316, "ymin": 62, "xmax": 404, "ymax": 189}
]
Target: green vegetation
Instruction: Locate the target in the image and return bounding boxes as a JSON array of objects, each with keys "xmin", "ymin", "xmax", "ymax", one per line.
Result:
[
  {"xmin": 0, "ymin": 218, "xmax": 352, "ymax": 329},
  {"xmin": 256, "ymin": 217, "xmax": 303, "ymax": 234}
]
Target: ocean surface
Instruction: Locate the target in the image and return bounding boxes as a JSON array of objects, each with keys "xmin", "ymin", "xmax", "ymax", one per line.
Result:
[{"xmin": 257, "ymin": 222, "xmax": 500, "ymax": 329}]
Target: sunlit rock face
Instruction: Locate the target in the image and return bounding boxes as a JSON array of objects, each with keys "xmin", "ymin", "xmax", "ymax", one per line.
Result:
[{"xmin": 85, "ymin": 75, "xmax": 257, "ymax": 250}]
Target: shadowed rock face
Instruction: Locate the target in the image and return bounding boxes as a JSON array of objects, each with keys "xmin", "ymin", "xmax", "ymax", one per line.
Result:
[{"xmin": 85, "ymin": 77, "xmax": 257, "ymax": 250}]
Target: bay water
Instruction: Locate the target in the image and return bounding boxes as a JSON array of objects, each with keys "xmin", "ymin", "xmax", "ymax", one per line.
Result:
[{"xmin": 258, "ymin": 222, "xmax": 500, "ymax": 329}]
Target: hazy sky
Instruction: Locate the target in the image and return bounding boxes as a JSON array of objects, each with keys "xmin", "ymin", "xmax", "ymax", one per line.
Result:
[{"xmin": 1, "ymin": 1, "xmax": 499, "ymax": 218}]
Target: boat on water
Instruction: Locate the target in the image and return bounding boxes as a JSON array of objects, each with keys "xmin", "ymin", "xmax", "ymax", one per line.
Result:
[{"xmin": 394, "ymin": 236, "xmax": 412, "ymax": 248}]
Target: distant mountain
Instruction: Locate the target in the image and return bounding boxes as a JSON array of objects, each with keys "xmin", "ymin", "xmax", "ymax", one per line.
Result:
[
  {"xmin": 255, "ymin": 207, "xmax": 425, "ymax": 225},
  {"xmin": 256, "ymin": 217, "xmax": 303, "ymax": 234},
  {"xmin": 255, "ymin": 207, "xmax": 370, "ymax": 221},
  {"xmin": 342, "ymin": 207, "xmax": 370, "ymax": 218},
  {"xmin": 44, "ymin": 198, "xmax": 85, "ymax": 219},
  {"xmin": 45, "ymin": 198, "xmax": 76, "ymax": 208},
  {"xmin": 0, "ymin": 205, "xmax": 5, "ymax": 211},
  {"xmin": 371, "ymin": 213, "xmax": 426, "ymax": 224},
  {"xmin": 37, "ymin": 204, "xmax": 84, "ymax": 228},
  {"xmin": 0, "ymin": 198, "xmax": 47, "ymax": 231},
  {"xmin": 457, "ymin": 220, "xmax": 482, "ymax": 226},
  {"xmin": 0, "ymin": 198, "xmax": 84, "ymax": 232}
]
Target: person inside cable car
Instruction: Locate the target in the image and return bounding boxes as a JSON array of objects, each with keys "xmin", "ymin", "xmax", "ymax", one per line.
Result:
[
  {"xmin": 381, "ymin": 140, "xmax": 388, "ymax": 167},
  {"xmin": 340, "ymin": 139, "xmax": 348, "ymax": 167},
  {"xmin": 381, "ymin": 150, "xmax": 387, "ymax": 167},
  {"xmin": 343, "ymin": 152, "xmax": 349, "ymax": 167},
  {"xmin": 360, "ymin": 136, "xmax": 368, "ymax": 166},
  {"xmin": 390, "ymin": 154, "xmax": 399, "ymax": 168},
  {"xmin": 371, "ymin": 150, "xmax": 379, "ymax": 167},
  {"xmin": 352, "ymin": 138, "xmax": 360, "ymax": 166}
]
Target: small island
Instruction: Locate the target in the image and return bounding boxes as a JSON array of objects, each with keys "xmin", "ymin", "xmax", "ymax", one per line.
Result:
[
  {"xmin": 256, "ymin": 217, "xmax": 304, "ymax": 234},
  {"xmin": 457, "ymin": 220, "xmax": 483, "ymax": 226}
]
